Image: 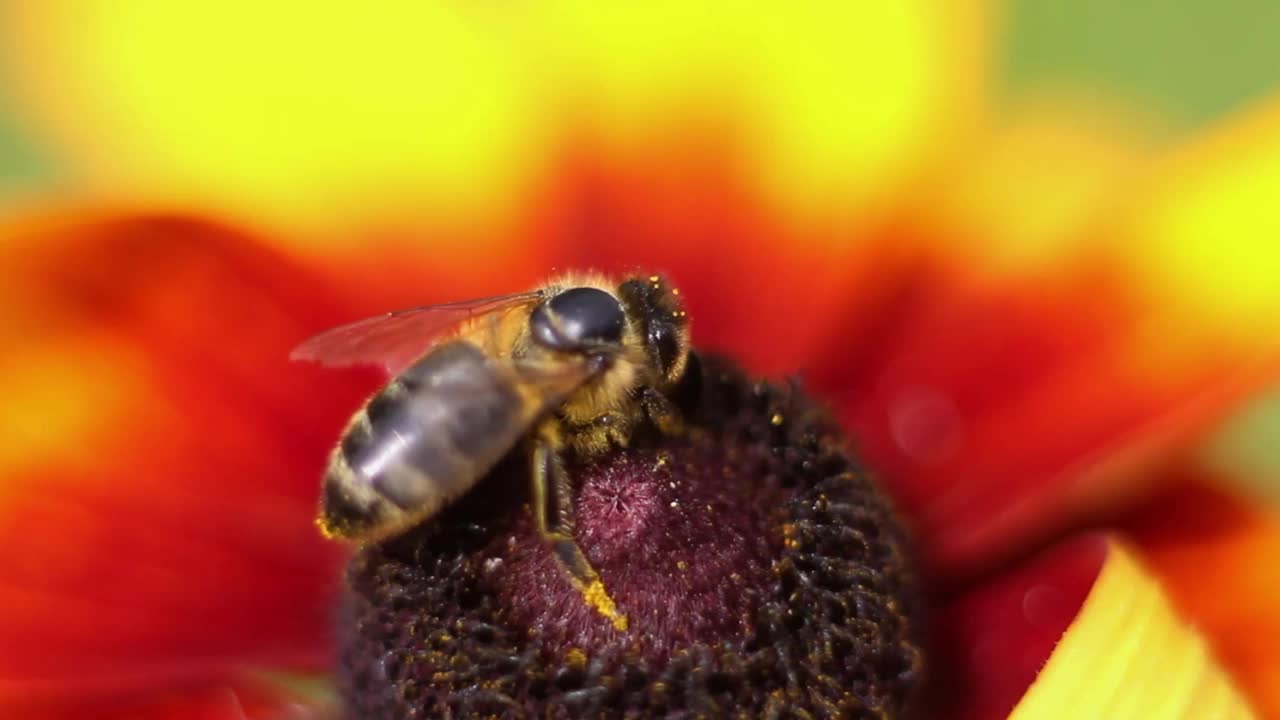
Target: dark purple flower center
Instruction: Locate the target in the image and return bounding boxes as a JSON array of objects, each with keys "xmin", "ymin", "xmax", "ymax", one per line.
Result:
[
  {"xmin": 492, "ymin": 444, "xmax": 781, "ymax": 663},
  {"xmin": 340, "ymin": 355, "xmax": 922, "ymax": 718}
]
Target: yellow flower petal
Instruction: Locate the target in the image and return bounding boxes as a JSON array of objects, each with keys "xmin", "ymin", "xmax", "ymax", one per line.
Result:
[
  {"xmin": 1120, "ymin": 94, "xmax": 1280, "ymax": 377},
  {"xmin": 922, "ymin": 96, "xmax": 1159, "ymax": 276},
  {"xmin": 1011, "ymin": 539, "xmax": 1255, "ymax": 720},
  {"xmin": 0, "ymin": 1, "xmax": 988, "ymax": 244},
  {"xmin": 732, "ymin": 1, "xmax": 990, "ymax": 228}
]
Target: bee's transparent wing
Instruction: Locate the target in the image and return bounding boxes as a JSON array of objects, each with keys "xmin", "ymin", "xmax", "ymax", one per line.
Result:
[{"xmin": 291, "ymin": 290, "xmax": 545, "ymax": 375}]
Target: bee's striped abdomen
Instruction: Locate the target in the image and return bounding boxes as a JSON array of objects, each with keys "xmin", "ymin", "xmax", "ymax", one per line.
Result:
[{"xmin": 319, "ymin": 341, "xmax": 526, "ymax": 541}]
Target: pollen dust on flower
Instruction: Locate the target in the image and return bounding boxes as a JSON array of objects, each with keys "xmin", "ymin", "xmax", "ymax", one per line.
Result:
[{"xmin": 582, "ymin": 579, "xmax": 629, "ymax": 631}]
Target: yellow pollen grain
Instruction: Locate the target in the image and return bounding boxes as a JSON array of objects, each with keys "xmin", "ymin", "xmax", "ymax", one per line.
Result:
[
  {"xmin": 566, "ymin": 648, "xmax": 587, "ymax": 668},
  {"xmin": 782, "ymin": 522, "xmax": 800, "ymax": 550},
  {"xmin": 677, "ymin": 560, "xmax": 689, "ymax": 571},
  {"xmin": 314, "ymin": 516, "xmax": 340, "ymax": 540},
  {"xmin": 770, "ymin": 413, "xmax": 784, "ymax": 426},
  {"xmin": 648, "ymin": 275, "xmax": 660, "ymax": 282},
  {"xmin": 582, "ymin": 579, "xmax": 629, "ymax": 632},
  {"xmin": 671, "ymin": 288, "xmax": 680, "ymax": 295}
]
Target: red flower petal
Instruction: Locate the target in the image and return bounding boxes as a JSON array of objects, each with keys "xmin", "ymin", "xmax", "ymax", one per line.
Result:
[
  {"xmin": 927, "ymin": 533, "xmax": 1107, "ymax": 719},
  {"xmin": 6, "ymin": 677, "xmax": 322, "ymax": 720},
  {"xmin": 529, "ymin": 135, "xmax": 922, "ymax": 378},
  {"xmin": 0, "ymin": 216, "xmax": 376, "ymax": 705},
  {"xmin": 805, "ymin": 257, "xmax": 1278, "ymax": 577},
  {"xmin": 800, "ymin": 95, "xmax": 1280, "ymax": 577}
]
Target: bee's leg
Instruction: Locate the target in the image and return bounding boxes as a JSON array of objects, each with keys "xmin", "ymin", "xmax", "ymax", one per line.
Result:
[
  {"xmin": 530, "ymin": 433, "xmax": 629, "ymax": 631},
  {"xmin": 640, "ymin": 386, "xmax": 685, "ymax": 436},
  {"xmin": 530, "ymin": 428, "xmax": 575, "ymax": 536}
]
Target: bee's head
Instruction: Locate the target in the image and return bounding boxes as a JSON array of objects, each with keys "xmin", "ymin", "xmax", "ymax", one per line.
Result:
[
  {"xmin": 617, "ymin": 274, "xmax": 690, "ymax": 388},
  {"xmin": 527, "ymin": 276, "xmax": 690, "ymax": 388},
  {"xmin": 528, "ymin": 286, "xmax": 627, "ymax": 360}
]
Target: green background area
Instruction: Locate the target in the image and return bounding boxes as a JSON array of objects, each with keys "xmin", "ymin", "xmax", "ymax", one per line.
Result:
[
  {"xmin": 1002, "ymin": 0, "xmax": 1280, "ymax": 136},
  {"xmin": 0, "ymin": 87, "xmax": 55, "ymax": 190},
  {"xmin": 0, "ymin": 0, "xmax": 1277, "ymax": 492}
]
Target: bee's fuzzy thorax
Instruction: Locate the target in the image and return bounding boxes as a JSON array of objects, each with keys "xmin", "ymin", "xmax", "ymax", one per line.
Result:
[{"xmin": 338, "ymin": 354, "xmax": 922, "ymax": 719}]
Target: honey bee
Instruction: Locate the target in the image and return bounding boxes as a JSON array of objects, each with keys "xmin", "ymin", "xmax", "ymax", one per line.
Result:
[{"xmin": 291, "ymin": 273, "xmax": 691, "ymax": 630}]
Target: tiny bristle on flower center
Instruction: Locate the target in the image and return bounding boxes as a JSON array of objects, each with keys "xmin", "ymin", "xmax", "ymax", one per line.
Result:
[{"xmin": 340, "ymin": 355, "xmax": 923, "ymax": 718}]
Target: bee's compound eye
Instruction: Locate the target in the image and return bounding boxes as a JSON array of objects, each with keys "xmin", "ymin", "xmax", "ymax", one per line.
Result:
[{"xmin": 531, "ymin": 287, "xmax": 626, "ymax": 350}]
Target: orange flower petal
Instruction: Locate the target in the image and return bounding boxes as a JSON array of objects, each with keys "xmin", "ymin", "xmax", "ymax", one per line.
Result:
[
  {"xmin": 1122, "ymin": 478, "xmax": 1280, "ymax": 717},
  {"xmin": 0, "ymin": 216, "xmax": 377, "ymax": 705}
]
